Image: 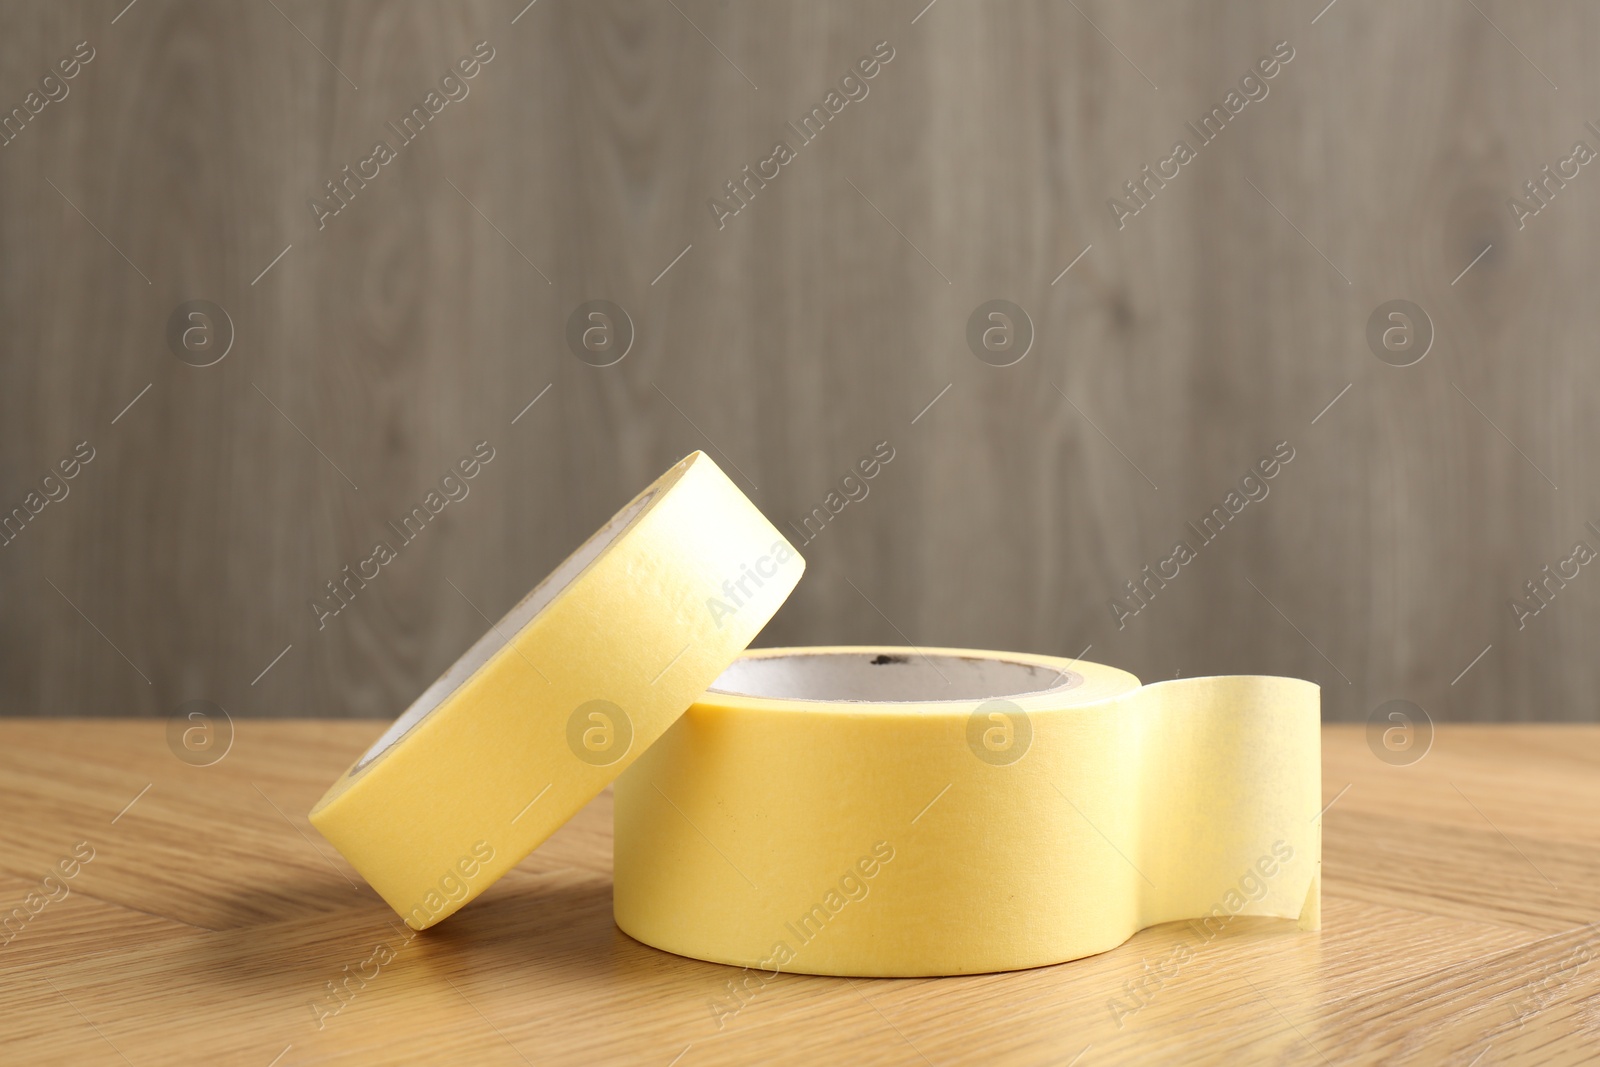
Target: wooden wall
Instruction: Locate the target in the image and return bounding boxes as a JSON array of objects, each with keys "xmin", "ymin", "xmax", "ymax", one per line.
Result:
[{"xmin": 1, "ymin": 0, "xmax": 1594, "ymax": 722}]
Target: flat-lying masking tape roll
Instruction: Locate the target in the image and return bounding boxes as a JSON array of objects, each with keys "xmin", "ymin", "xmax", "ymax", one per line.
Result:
[
  {"xmin": 614, "ymin": 646, "xmax": 1320, "ymax": 977},
  {"xmin": 310, "ymin": 452, "xmax": 803, "ymax": 929}
]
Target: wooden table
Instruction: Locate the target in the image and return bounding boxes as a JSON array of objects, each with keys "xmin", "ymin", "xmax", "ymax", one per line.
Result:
[{"xmin": 1, "ymin": 722, "xmax": 1594, "ymax": 1066}]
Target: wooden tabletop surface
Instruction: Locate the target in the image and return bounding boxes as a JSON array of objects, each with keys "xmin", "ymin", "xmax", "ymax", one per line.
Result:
[{"xmin": 1, "ymin": 721, "xmax": 1595, "ymax": 1066}]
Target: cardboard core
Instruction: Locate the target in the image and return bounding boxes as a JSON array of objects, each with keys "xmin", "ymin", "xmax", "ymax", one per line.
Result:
[{"xmin": 708, "ymin": 651, "xmax": 1083, "ymax": 704}]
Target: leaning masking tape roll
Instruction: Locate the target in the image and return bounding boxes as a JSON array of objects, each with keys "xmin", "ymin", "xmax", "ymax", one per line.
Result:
[
  {"xmin": 310, "ymin": 452, "xmax": 803, "ymax": 929},
  {"xmin": 614, "ymin": 646, "xmax": 1319, "ymax": 977}
]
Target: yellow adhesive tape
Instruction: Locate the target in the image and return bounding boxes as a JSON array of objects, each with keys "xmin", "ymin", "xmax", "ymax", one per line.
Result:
[
  {"xmin": 614, "ymin": 646, "xmax": 1320, "ymax": 977},
  {"xmin": 310, "ymin": 452, "xmax": 803, "ymax": 929}
]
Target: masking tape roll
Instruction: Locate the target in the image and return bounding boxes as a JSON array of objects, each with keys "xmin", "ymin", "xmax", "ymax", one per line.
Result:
[
  {"xmin": 310, "ymin": 452, "xmax": 803, "ymax": 929},
  {"xmin": 614, "ymin": 646, "xmax": 1320, "ymax": 977}
]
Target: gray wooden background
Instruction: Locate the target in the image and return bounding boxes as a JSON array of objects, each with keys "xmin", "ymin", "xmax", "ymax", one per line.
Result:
[{"xmin": 1, "ymin": 0, "xmax": 1593, "ymax": 723}]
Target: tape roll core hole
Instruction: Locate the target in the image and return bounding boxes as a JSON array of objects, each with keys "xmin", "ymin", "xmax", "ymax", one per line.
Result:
[
  {"xmin": 707, "ymin": 652, "xmax": 1083, "ymax": 704},
  {"xmin": 353, "ymin": 486, "xmax": 661, "ymax": 772}
]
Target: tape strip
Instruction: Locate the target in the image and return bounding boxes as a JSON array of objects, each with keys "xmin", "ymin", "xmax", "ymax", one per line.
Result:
[
  {"xmin": 311, "ymin": 452, "xmax": 803, "ymax": 929},
  {"xmin": 613, "ymin": 646, "xmax": 1320, "ymax": 977}
]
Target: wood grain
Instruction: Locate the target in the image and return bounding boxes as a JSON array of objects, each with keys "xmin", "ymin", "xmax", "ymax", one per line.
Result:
[
  {"xmin": 0, "ymin": 0, "xmax": 1596, "ymax": 723},
  {"xmin": 0, "ymin": 720, "xmax": 1596, "ymax": 1065}
]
